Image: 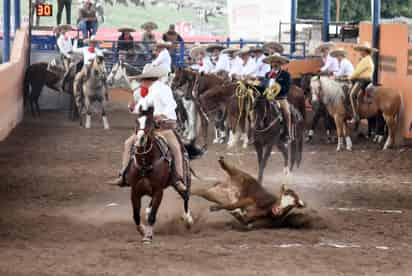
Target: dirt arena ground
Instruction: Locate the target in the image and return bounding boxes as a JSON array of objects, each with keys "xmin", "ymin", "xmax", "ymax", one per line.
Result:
[{"xmin": 1, "ymin": 109, "xmax": 412, "ymax": 276}]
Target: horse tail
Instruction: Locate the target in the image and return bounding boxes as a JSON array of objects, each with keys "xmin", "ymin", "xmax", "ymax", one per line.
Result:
[{"xmin": 23, "ymin": 67, "xmax": 34, "ymax": 115}]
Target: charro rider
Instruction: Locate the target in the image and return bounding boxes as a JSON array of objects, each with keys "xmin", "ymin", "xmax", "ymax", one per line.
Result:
[
  {"xmin": 72, "ymin": 36, "xmax": 107, "ymax": 97},
  {"xmin": 111, "ymin": 64, "xmax": 187, "ymax": 192},
  {"xmin": 316, "ymin": 42, "xmax": 339, "ymax": 75},
  {"xmin": 330, "ymin": 48, "xmax": 354, "ymax": 79},
  {"xmin": 229, "ymin": 47, "xmax": 257, "ymax": 80},
  {"xmin": 55, "ymin": 24, "xmax": 75, "ymax": 76},
  {"xmin": 189, "ymin": 44, "xmax": 214, "ymax": 73},
  {"xmin": 251, "ymin": 46, "xmax": 271, "ymax": 81},
  {"xmin": 263, "ymin": 53, "xmax": 292, "ymax": 140},
  {"xmin": 151, "ymin": 40, "xmax": 173, "ymax": 82},
  {"xmin": 205, "ymin": 44, "xmax": 225, "ymax": 71},
  {"xmin": 348, "ymin": 41, "xmax": 377, "ymax": 123}
]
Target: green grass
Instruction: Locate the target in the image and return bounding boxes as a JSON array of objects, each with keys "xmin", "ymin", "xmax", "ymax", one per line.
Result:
[{"xmin": 1, "ymin": 0, "xmax": 227, "ymax": 35}]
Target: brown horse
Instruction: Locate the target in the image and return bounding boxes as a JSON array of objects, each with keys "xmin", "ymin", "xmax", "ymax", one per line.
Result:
[
  {"xmin": 128, "ymin": 105, "xmax": 194, "ymax": 243},
  {"xmin": 24, "ymin": 60, "xmax": 81, "ymax": 119},
  {"xmin": 310, "ymin": 76, "xmax": 401, "ymax": 150}
]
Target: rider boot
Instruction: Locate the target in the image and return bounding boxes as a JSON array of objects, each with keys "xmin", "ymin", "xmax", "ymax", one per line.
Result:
[
  {"xmin": 158, "ymin": 130, "xmax": 187, "ymax": 193},
  {"xmin": 278, "ymin": 99, "xmax": 292, "ymax": 142},
  {"xmin": 349, "ymin": 82, "xmax": 362, "ymax": 123}
]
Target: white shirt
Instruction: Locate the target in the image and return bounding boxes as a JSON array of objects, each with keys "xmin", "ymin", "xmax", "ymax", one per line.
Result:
[
  {"xmin": 57, "ymin": 35, "xmax": 73, "ymax": 57},
  {"xmin": 255, "ymin": 55, "xmax": 270, "ymax": 78},
  {"xmin": 229, "ymin": 56, "xmax": 243, "ymax": 77},
  {"xmin": 199, "ymin": 56, "xmax": 214, "ymax": 74},
  {"xmin": 230, "ymin": 57, "xmax": 257, "ymax": 79},
  {"xmin": 214, "ymin": 53, "xmax": 231, "ymax": 73},
  {"xmin": 151, "ymin": 48, "xmax": 172, "ymax": 74},
  {"xmin": 133, "ymin": 81, "xmax": 177, "ymax": 120},
  {"xmin": 335, "ymin": 58, "xmax": 354, "ymax": 78},
  {"xmin": 72, "ymin": 40, "xmax": 104, "ymax": 65},
  {"xmin": 321, "ymin": 54, "xmax": 339, "ymax": 73}
]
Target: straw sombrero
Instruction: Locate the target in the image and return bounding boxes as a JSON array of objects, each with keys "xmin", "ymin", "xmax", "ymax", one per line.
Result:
[
  {"xmin": 189, "ymin": 44, "xmax": 206, "ymax": 59},
  {"xmin": 155, "ymin": 40, "xmax": 173, "ymax": 48},
  {"xmin": 330, "ymin": 48, "xmax": 347, "ymax": 58},
  {"xmin": 129, "ymin": 64, "xmax": 168, "ymax": 80},
  {"xmin": 235, "ymin": 46, "xmax": 252, "ymax": 56},
  {"xmin": 84, "ymin": 36, "xmax": 98, "ymax": 45},
  {"xmin": 54, "ymin": 24, "xmax": 74, "ymax": 33},
  {"xmin": 141, "ymin": 21, "xmax": 158, "ymax": 31},
  {"xmin": 263, "ymin": 53, "xmax": 289, "ymax": 65},
  {"xmin": 221, "ymin": 47, "xmax": 239, "ymax": 55},
  {"xmin": 315, "ymin": 42, "xmax": 335, "ymax": 53},
  {"xmin": 354, "ymin": 41, "xmax": 378, "ymax": 53},
  {"xmin": 250, "ymin": 46, "xmax": 265, "ymax": 53},
  {"xmin": 118, "ymin": 27, "xmax": 135, "ymax": 33},
  {"xmin": 205, "ymin": 44, "xmax": 226, "ymax": 53},
  {"xmin": 262, "ymin": 42, "xmax": 284, "ymax": 54}
]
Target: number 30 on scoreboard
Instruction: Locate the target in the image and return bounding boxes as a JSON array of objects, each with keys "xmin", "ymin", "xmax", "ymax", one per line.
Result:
[{"xmin": 36, "ymin": 3, "xmax": 53, "ymax": 17}]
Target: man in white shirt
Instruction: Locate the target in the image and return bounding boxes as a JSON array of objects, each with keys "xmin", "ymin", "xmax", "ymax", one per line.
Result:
[
  {"xmin": 205, "ymin": 44, "xmax": 225, "ymax": 68},
  {"xmin": 229, "ymin": 47, "xmax": 257, "ymax": 80},
  {"xmin": 56, "ymin": 25, "xmax": 74, "ymax": 72},
  {"xmin": 251, "ymin": 46, "xmax": 270, "ymax": 80},
  {"xmin": 189, "ymin": 45, "xmax": 214, "ymax": 74},
  {"xmin": 112, "ymin": 65, "xmax": 186, "ymax": 191},
  {"xmin": 151, "ymin": 40, "xmax": 172, "ymax": 75},
  {"xmin": 330, "ymin": 48, "xmax": 354, "ymax": 79},
  {"xmin": 317, "ymin": 43, "xmax": 339, "ymax": 75}
]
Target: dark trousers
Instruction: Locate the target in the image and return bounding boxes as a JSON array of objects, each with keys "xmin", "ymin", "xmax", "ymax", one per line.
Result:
[{"xmin": 57, "ymin": 0, "xmax": 72, "ymax": 25}]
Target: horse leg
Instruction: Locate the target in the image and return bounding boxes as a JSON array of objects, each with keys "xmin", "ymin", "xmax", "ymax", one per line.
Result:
[
  {"xmin": 83, "ymin": 96, "xmax": 92, "ymax": 129},
  {"xmin": 144, "ymin": 191, "xmax": 163, "ymax": 243},
  {"xmin": 255, "ymin": 143, "xmax": 264, "ymax": 184},
  {"xmin": 383, "ymin": 113, "xmax": 396, "ymax": 150},
  {"xmin": 375, "ymin": 113, "xmax": 386, "ymax": 144},
  {"xmin": 342, "ymin": 121, "xmax": 352, "ymax": 151},
  {"xmin": 261, "ymin": 144, "xmax": 274, "ymax": 181},
  {"xmin": 276, "ymin": 140, "xmax": 289, "ymax": 175},
  {"xmin": 334, "ymin": 115, "xmax": 344, "ymax": 152},
  {"xmin": 131, "ymin": 191, "xmax": 144, "ymax": 237},
  {"xmin": 102, "ymin": 104, "xmax": 110, "ymax": 130}
]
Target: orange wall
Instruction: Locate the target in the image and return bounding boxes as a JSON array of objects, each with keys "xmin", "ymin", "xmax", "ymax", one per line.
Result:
[
  {"xmin": 286, "ymin": 57, "xmax": 323, "ymax": 78},
  {"xmin": 336, "ymin": 22, "xmax": 412, "ymax": 138},
  {"xmin": 0, "ymin": 26, "xmax": 29, "ymax": 141}
]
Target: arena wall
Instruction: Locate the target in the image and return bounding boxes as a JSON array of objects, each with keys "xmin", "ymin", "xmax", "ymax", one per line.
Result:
[
  {"xmin": 0, "ymin": 25, "xmax": 29, "ymax": 141},
  {"xmin": 336, "ymin": 22, "xmax": 412, "ymax": 139}
]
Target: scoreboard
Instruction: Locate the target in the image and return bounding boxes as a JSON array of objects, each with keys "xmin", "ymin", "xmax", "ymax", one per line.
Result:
[{"xmin": 36, "ymin": 3, "xmax": 53, "ymax": 17}]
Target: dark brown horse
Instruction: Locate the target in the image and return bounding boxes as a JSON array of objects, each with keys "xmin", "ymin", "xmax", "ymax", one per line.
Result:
[
  {"xmin": 128, "ymin": 105, "xmax": 193, "ymax": 243},
  {"xmin": 253, "ymin": 94, "xmax": 304, "ymax": 183},
  {"xmin": 24, "ymin": 60, "xmax": 81, "ymax": 119}
]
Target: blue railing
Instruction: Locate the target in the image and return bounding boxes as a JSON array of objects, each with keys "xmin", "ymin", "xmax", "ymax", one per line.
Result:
[{"xmin": 30, "ymin": 36, "xmax": 317, "ymax": 71}]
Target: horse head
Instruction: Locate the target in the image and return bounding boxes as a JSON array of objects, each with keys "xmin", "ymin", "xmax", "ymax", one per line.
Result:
[
  {"xmin": 86, "ymin": 57, "xmax": 106, "ymax": 81},
  {"xmin": 271, "ymin": 184, "xmax": 305, "ymax": 218},
  {"xmin": 135, "ymin": 104, "xmax": 155, "ymax": 150},
  {"xmin": 309, "ymin": 75, "xmax": 322, "ymax": 104}
]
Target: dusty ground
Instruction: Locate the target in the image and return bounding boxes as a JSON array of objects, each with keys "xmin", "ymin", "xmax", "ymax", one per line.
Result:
[{"xmin": 1, "ymin": 110, "xmax": 412, "ymax": 276}]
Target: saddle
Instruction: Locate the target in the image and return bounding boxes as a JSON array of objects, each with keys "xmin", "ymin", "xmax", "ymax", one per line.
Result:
[{"xmin": 360, "ymin": 84, "xmax": 375, "ymax": 104}]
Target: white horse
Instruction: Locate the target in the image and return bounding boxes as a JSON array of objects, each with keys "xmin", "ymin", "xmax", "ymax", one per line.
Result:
[
  {"xmin": 310, "ymin": 76, "xmax": 353, "ymax": 151},
  {"xmin": 107, "ymin": 61, "xmax": 140, "ymax": 91}
]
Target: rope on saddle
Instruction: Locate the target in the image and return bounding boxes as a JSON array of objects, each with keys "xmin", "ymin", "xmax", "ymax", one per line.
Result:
[
  {"xmin": 263, "ymin": 82, "xmax": 282, "ymax": 101},
  {"xmin": 235, "ymin": 81, "xmax": 257, "ymax": 128}
]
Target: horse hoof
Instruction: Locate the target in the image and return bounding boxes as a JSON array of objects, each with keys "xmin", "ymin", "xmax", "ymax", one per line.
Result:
[
  {"xmin": 142, "ymin": 237, "xmax": 153, "ymax": 244},
  {"xmin": 181, "ymin": 211, "xmax": 194, "ymax": 228},
  {"xmin": 137, "ymin": 225, "xmax": 145, "ymax": 236}
]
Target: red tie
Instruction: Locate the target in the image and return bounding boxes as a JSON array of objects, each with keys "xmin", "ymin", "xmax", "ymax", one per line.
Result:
[
  {"xmin": 268, "ymin": 71, "xmax": 277, "ymax": 78},
  {"xmin": 140, "ymin": 86, "xmax": 149, "ymax": 98},
  {"xmin": 88, "ymin": 47, "xmax": 95, "ymax": 53},
  {"xmin": 198, "ymin": 61, "xmax": 203, "ymax": 66}
]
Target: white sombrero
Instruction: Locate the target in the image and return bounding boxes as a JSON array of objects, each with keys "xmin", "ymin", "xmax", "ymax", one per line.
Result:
[
  {"xmin": 330, "ymin": 48, "xmax": 347, "ymax": 58},
  {"xmin": 141, "ymin": 21, "xmax": 158, "ymax": 31},
  {"xmin": 129, "ymin": 64, "xmax": 168, "ymax": 80},
  {"xmin": 118, "ymin": 27, "xmax": 136, "ymax": 33},
  {"xmin": 221, "ymin": 47, "xmax": 239, "ymax": 55},
  {"xmin": 354, "ymin": 41, "xmax": 378, "ymax": 53},
  {"xmin": 189, "ymin": 44, "xmax": 206, "ymax": 58},
  {"xmin": 84, "ymin": 35, "xmax": 98, "ymax": 45},
  {"xmin": 234, "ymin": 46, "xmax": 252, "ymax": 56},
  {"xmin": 262, "ymin": 53, "xmax": 289, "ymax": 65},
  {"xmin": 205, "ymin": 44, "xmax": 226, "ymax": 53},
  {"xmin": 315, "ymin": 42, "xmax": 335, "ymax": 54},
  {"xmin": 155, "ymin": 40, "xmax": 173, "ymax": 48},
  {"xmin": 262, "ymin": 42, "xmax": 284, "ymax": 54}
]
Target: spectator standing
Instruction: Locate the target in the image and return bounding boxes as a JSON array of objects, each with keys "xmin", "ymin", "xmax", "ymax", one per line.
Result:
[
  {"xmin": 57, "ymin": 0, "xmax": 72, "ymax": 25},
  {"xmin": 77, "ymin": 0, "xmax": 98, "ymax": 39}
]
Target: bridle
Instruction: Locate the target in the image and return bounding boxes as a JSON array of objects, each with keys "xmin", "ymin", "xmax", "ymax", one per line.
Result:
[{"xmin": 254, "ymin": 97, "xmax": 282, "ymax": 133}]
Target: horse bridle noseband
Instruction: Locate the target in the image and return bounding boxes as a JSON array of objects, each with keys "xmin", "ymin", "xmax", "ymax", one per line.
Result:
[{"xmin": 254, "ymin": 99, "xmax": 283, "ymax": 133}]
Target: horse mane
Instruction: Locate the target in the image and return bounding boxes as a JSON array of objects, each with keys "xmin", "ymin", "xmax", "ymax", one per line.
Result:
[{"xmin": 316, "ymin": 76, "xmax": 345, "ymax": 106}]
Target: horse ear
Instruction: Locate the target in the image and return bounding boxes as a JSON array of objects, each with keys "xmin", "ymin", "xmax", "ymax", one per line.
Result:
[{"xmin": 281, "ymin": 184, "xmax": 287, "ymax": 193}]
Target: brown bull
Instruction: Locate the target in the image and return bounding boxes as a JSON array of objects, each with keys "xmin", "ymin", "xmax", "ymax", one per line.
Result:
[{"xmin": 192, "ymin": 157, "xmax": 305, "ymax": 229}]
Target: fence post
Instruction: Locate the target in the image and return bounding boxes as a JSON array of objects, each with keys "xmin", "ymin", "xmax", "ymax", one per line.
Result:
[
  {"xmin": 240, "ymin": 38, "xmax": 244, "ymax": 48},
  {"xmin": 290, "ymin": 0, "xmax": 297, "ymax": 54},
  {"xmin": 322, "ymin": 0, "xmax": 331, "ymax": 42},
  {"xmin": 14, "ymin": 0, "xmax": 21, "ymax": 31},
  {"xmin": 372, "ymin": 0, "xmax": 380, "ymax": 85},
  {"xmin": 226, "ymin": 37, "xmax": 230, "ymax": 48},
  {"xmin": 2, "ymin": 0, "xmax": 11, "ymax": 62},
  {"xmin": 179, "ymin": 40, "xmax": 185, "ymax": 67}
]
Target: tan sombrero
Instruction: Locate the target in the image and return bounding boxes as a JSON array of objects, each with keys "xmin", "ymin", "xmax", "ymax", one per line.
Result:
[
  {"xmin": 354, "ymin": 41, "xmax": 378, "ymax": 53},
  {"xmin": 118, "ymin": 27, "xmax": 135, "ymax": 33},
  {"xmin": 263, "ymin": 42, "xmax": 284, "ymax": 54},
  {"xmin": 250, "ymin": 46, "xmax": 265, "ymax": 53},
  {"xmin": 155, "ymin": 40, "xmax": 173, "ymax": 48},
  {"xmin": 54, "ymin": 24, "xmax": 74, "ymax": 33},
  {"xmin": 221, "ymin": 47, "xmax": 239, "ymax": 55},
  {"xmin": 315, "ymin": 42, "xmax": 335, "ymax": 53},
  {"xmin": 84, "ymin": 36, "xmax": 98, "ymax": 45},
  {"xmin": 189, "ymin": 44, "xmax": 206, "ymax": 59},
  {"xmin": 235, "ymin": 46, "xmax": 252, "ymax": 56},
  {"xmin": 141, "ymin": 21, "xmax": 158, "ymax": 31},
  {"xmin": 129, "ymin": 64, "xmax": 168, "ymax": 80},
  {"xmin": 205, "ymin": 44, "xmax": 226, "ymax": 53},
  {"xmin": 330, "ymin": 48, "xmax": 347, "ymax": 58},
  {"xmin": 263, "ymin": 53, "xmax": 289, "ymax": 65}
]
